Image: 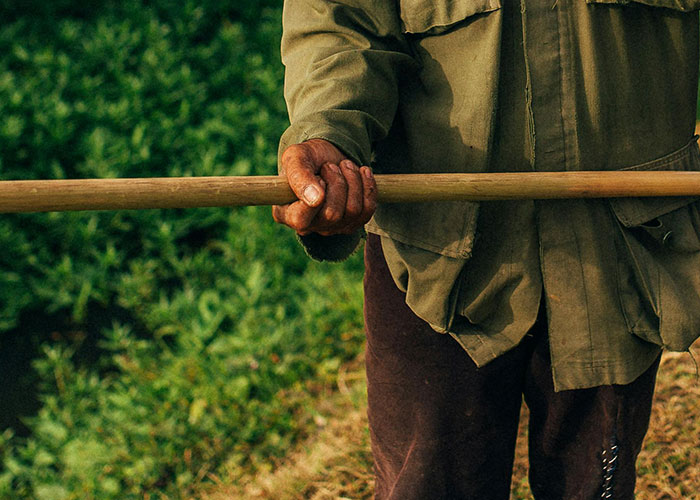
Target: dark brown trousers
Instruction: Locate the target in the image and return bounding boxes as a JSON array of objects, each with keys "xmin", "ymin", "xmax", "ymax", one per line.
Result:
[{"xmin": 363, "ymin": 233, "xmax": 660, "ymax": 500}]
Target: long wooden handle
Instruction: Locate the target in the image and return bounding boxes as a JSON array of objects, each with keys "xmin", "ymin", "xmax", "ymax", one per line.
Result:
[{"xmin": 1, "ymin": 171, "xmax": 700, "ymax": 213}]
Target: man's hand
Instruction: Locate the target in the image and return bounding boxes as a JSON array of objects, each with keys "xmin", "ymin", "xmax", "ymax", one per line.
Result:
[{"xmin": 272, "ymin": 139, "xmax": 377, "ymax": 236}]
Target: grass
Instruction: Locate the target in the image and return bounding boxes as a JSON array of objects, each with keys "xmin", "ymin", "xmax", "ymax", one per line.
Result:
[
  {"xmin": 200, "ymin": 339, "xmax": 700, "ymax": 500},
  {"xmin": 198, "ymin": 355, "xmax": 373, "ymax": 500}
]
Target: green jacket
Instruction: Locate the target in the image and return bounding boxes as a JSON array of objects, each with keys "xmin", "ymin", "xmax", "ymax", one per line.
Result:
[{"xmin": 279, "ymin": 0, "xmax": 700, "ymax": 389}]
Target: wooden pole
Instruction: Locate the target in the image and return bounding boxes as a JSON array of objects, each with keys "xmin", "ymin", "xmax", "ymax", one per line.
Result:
[{"xmin": 0, "ymin": 171, "xmax": 700, "ymax": 213}]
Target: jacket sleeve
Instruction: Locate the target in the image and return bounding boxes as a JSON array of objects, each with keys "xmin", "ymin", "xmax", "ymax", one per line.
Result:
[{"xmin": 279, "ymin": 0, "xmax": 416, "ymax": 261}]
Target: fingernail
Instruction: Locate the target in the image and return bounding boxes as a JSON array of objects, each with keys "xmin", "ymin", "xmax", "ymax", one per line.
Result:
[
  {"xmin": 362, "ymin": 167, "xmax": 373, "ymax": 179},
  {"xmin": 303, "ymin": 185, "xmax": 321, "ymax": 205}
]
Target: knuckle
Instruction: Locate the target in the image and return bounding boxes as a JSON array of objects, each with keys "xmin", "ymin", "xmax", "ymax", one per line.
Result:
[
  {"xmin": 286, "ymin": 168, "xmax": 305, "ymax": 185},
  {"xmin": 324, "ymin": 162, "xmax": 340, "ymax": 176},
  {"xmin": 330, "ymin": 163, "xmax": 343, "ymax": 176},
  {"xmin": 288, "ymin": 211, "xmax": 308, "ymax": 231},
  {"xmin": 322, "ymin": 165, "xmax": 347, "ymax": 193},
  {"xmin": 281, "ymin": 143, "xmax": 306, "ymax": 164},
  {"xmin": 322, "ymin": 206, "xmax": 342, "ymax": 224},
  {"xmin": 341, "ymin": 159, "xmax": 359, "ymax": 173}
]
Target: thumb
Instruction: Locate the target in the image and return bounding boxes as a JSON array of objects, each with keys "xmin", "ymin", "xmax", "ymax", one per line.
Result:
[{"xmin": 281, "ymin": 144, "xmax": 326, "ymax": 207}]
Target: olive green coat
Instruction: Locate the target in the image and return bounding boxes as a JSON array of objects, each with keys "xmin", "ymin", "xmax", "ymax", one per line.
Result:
[{"xmin": 279, "ymin": 0, "xmax": 700, "ymax": 389}]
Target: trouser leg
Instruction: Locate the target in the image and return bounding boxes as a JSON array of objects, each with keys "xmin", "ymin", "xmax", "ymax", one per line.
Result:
[
  {"xmin": 364, "ymin": 233, "xmax": 660, "ymax": 500},
  {"xmin": 363, "ymin": 233, "xmax": 534, "ymax": 500},
  {"xmin": 524, "ymin": 320, "xmax": 661, "ymax": 500}
]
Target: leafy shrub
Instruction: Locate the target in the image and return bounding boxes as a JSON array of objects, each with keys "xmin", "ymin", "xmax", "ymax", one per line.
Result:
[
  {"xmin": 0, "ymin": 0, "xmax": 288, "ymax": 329},
  {"xmin": 0, "ymin": 1, "xmax": 366, "ymax": 498}
]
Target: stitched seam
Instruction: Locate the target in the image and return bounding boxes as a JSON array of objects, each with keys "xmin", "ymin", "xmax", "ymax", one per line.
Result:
[{"xmin": 618, "ymin": 137, "xmax": 697, "ymax": 172}]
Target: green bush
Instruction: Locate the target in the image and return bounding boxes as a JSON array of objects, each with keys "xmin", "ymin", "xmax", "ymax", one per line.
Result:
[
  {"xmin": 0, "ymin": 0, "xmax": 288, "ymax": 330},
  {"xmin": 0, "ymin": 2, "xmax": 366, "ymax": 498}
]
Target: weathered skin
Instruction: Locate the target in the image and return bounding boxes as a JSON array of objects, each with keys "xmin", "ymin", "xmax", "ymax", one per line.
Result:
[{"xmin": 273, "ymin": 138, "xmax": 376, "ymax": 236}]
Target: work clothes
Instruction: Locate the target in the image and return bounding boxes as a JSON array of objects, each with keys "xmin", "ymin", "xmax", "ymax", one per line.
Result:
[
  {"xmin": 364, "ymin": 232, "xmax": 660, "ymax": 500},
  {"xmin": 279, "ymin": 0, "xmax": 700, "ymax": 390}
]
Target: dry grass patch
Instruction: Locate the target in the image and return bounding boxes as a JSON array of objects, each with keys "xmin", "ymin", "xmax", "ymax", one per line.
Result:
[
  {"xmin": 200, "ymin": 357, "xmax": 373, "ymax": 500},
  {"xmin": 202, "ymin": 340, "xmax": 700, "ymax": 499},
  {"xmin": 635, "ymin": 347, "xmax": 700, "ymax": 500}
]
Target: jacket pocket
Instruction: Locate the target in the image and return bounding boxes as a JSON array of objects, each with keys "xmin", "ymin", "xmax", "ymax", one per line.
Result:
[
  {"xmin": 611, "ymin": 139, "xmax": 700, "ymax": 350},
  {"xmin": 585, "ymin": 0, "xmax": 700, "ymax": 12},
  {"xmin": 398, "ymin": 0, "xmax": 501, "ymax": 34},
  {"xmin": 613, "ymin": 200, "xmax": 700, "ymax": 253},
  {"xmin": 610, "ymin": 138, "xmax": 700, "ymax": 253}
]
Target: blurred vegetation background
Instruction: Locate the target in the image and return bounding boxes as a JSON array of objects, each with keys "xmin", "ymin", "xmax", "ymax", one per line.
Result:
[
  {"xmin": 0, "ymin": 2, "xmax": 366, "ymax": 498},
  {"xmin": 0, "ymin": 2, "xmax": 699, "ymax": 499}
]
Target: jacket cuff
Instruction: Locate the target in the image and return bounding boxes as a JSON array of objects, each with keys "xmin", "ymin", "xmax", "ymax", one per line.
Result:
[
  {"xmin": 279, "ymin": 115, "xmax": 370, "ymax": 262},
  {"xmin": 297, "ymin": 231, "xmax": 363, "ymax": 262},
  {"xmin": 278, "ymin": 113, "xmax": 373, "ymax": 171}
]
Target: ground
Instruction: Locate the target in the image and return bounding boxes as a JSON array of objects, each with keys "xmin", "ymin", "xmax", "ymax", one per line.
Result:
[{"xmin": 202, "ymin": 339, "xmax": 700, "ymax": 500}]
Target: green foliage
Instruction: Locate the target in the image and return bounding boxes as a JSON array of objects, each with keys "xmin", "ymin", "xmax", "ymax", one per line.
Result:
[
  {"xmin": 0, "ymin": 2, "xmax": 367, "ymax": 498},
  {"xmin": 1, "ymin": 247, "xmax": 365, "ymax": 498},
  {"xmin": 0, "ymin": 0, "xmax": 287, "ymax": 330}
]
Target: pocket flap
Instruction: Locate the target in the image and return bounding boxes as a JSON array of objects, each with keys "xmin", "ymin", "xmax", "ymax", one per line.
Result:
[
  {"xmin": 398, "ymin": 0, "xmax": 501, "ymax": 34},
  {"xmin": 610, "ymin": 139, "xmax": 700, "ymax": 227}
]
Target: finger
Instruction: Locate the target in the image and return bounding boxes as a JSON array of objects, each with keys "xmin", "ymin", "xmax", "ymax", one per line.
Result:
[
  {"xmin": 317, "ymin": 163, "xmax": 348, "ymax": 227},
  {"xmin": 280, "ymin": 144, "xmax": 325, "ymax": 207},
  {"xmin": 359, "ymin": 166, "xmax": 377, "ymax": 222},
  {"xmin": 272, "ymin": 178, "xmax": 326, "ymax": 233},
  {"xmin": 273, "ymin": 200, "xmax": 323, "ymax": 235},
  {"xmin": 343, "ymin": 166, "xmax": 377, "ymax": 233},
  {"xmin": 339, "ymin": 160, "xmax": 364, "ymax": 224}
]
